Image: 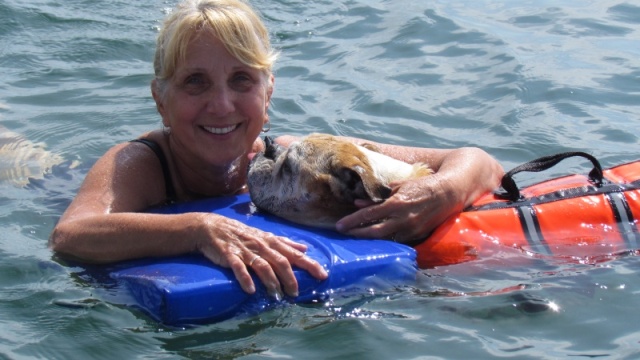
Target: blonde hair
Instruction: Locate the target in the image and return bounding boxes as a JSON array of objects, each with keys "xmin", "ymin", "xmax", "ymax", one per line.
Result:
[{"xmin": 153, "ymin": 0, "xmax": 277, "ymax": 92}]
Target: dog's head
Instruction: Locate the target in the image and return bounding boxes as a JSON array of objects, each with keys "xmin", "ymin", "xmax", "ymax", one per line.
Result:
[{"xmin": 247, "ymin": 133, "xmax": 393, "ymax": 228}]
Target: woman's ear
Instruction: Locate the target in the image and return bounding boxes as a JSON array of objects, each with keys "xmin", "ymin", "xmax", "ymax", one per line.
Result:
[
  {"xmin": 265, "ymin": 74, "xmax": 275, "ymax": 110},
  {"xmin": 151, "ymin": 80, "xmax": 168, "ymax": 126}
]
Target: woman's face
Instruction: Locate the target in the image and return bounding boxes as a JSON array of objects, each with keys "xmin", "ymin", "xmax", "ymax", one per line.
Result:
[{"xmin": 154, "ymin": 33, "xmax": 272, "ymax": 167}]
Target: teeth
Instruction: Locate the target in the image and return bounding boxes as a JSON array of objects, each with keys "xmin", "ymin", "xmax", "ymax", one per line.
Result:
[{"xmin": 203, "ymin": 124, "xmax": 238, "ymax": 135}]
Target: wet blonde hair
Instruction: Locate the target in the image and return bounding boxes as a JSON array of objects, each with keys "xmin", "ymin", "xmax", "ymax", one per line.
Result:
[{"xmin": 153, "ymin": 0, "xmax": 277, "ymax": 93}]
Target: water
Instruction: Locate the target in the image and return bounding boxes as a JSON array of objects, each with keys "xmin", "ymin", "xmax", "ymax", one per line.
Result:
[{"xmin": 1, "ymin": 0, "xmax": 639, "ymax": 358}]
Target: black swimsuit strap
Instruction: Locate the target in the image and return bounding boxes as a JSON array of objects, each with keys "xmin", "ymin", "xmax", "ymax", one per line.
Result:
[{"xmin": 130, "ymin": 138, "xmax": 177, "ymax": 203}]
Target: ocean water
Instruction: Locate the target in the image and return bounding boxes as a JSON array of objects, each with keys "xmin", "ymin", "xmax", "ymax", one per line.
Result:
[{"xmin": 1, "ymin": 0, "xmax": 639, "ymax": 359}]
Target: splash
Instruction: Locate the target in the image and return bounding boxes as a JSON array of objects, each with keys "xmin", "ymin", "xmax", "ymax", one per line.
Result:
[{"xmin": 0, "ymin": 125, "xmax": 73, "ymax": 187}]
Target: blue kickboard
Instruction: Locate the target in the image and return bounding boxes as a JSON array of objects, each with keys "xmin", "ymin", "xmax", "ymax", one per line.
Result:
[{"xmin": 93, "ymin": 194, "xmax": 417, "ymax": 325}]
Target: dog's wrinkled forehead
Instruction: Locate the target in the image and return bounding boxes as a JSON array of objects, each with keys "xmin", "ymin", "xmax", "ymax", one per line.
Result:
[
  {"xmin": 279, "ymin": 142, "xmax": 325, "ymax": 180},
  {"xmin": 263, "ymin": 136, "xmax": 312, "ymax": 162},
  {"xmin": 285, "ymin": 141, "xmax": 306, "ymax": 157},
  {"xmin": 295, "ymin": 135, "xmax": 338, "ymax": 159},
  {"xmin": 278, "ymin": 140, "xmax": 324, "ymax": 165}
]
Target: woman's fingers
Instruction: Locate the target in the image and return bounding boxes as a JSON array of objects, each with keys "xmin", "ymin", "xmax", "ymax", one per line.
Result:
[
  {"xmin": 245, "ymin": 252, "xmax": 284, "ymax": 298},
  {"xmin": 224, "ymin": 249, "xmax": 257, "ymax": 294},
  {"xmin": 203, "ymin": 224, "xmax": 328, "ymax": 298},
  {"xmin": 339, "ymin": 212, "xmax": 400, "ymax": 240},
  {"xmin": 219, "ymin": 247, "xmax": 284, "ymax": 297},
  {"xmin": 290, "ymin": 249, "xmax": 329, "ymax": 280},
  {"xmin": 335, "ymin": 177, "xmax": 450, "ymax": 242},
  {"xmin": 278, "ymin": 236, "xmax": 308, "ymax": 252},
  {"xmin": 270, "ymin": 237, "xmax": 328, "ymax": 282},
  {"xmin": 338, "ymin": 199, "xmax": 435, "ymax": 243},
  {"xmin": 336, "ymin": 202, "xmax": 391, "ymax": 235},
  {"xmin": 258, "ymin": 250, "xmax": 297, "ymax": 298},
  {"xmin": 249, "ymin": 235, "xmax": 328, "ymax": 298}
]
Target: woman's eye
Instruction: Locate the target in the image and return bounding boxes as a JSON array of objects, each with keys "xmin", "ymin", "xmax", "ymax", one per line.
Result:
[
  {"xmin": 185, "ymin": 74, "xmax": 205, "ymax": 86},
  {"xmin": 182, "ymin": 74, "xmax": 209, "ymax": 94},
  {"xmin": 230, "ymin": 72, "xmax": 254, "ymax": 92},
  {"xmin": 182, "ymin": 73, "xmax": 209, "ymax": 95}
]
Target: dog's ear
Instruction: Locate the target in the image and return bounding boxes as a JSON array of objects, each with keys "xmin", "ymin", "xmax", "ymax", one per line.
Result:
[
  {"xmin": 360, "ymin": 142, "xmax": 381, "ymax": 153},
  {"xmin": 332, "ymin": 166, "xmax": 391, "ymax": 203}
]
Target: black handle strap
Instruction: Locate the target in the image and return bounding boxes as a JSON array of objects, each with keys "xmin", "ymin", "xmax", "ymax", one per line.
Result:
[{"xmin": 495, "ymin": 151, "xmax": 604, "ymax": 202}]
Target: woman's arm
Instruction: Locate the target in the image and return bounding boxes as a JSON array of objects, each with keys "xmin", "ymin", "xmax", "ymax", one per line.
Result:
[
  {"xmin": 337, "ymin": 145, "xmax": 503, "ymax": 242},
  {"xmin": 275, "ymin": 135, "xmax": 504, "ymax": 242},
  {"xmin": 49, "ymin": 141, "xmax": 327, "ymax": 297}
]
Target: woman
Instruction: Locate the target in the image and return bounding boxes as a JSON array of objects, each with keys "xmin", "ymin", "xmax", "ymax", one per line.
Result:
[{"xmin": 49, "ymin": 0, "xmax": 503, "ymax": 298}]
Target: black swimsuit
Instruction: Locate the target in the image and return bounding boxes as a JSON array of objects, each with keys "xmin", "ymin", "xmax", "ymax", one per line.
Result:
[{"xmin": 130, "ymin": 138, "xmax": 177, "ymax": 203}]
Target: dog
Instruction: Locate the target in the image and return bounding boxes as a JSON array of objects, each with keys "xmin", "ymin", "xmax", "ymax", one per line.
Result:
[{"xmin": 247, "ymin": 133, "xmax": 433, "ymax": 229}]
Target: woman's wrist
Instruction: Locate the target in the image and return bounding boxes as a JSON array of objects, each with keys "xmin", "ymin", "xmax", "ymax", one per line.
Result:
[
  {"xmin": 191, "ymin": 212, "xmax": 217, "ymax": 254},
  {"xmin": 437, "ymin": 147, "xmax": 501, "ymax": 209}
]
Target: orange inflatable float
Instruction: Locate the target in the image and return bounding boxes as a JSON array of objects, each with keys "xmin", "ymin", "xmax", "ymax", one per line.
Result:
[{"xmin": 415, "ymin": 152, "xmax": 640, "ymax": 268}]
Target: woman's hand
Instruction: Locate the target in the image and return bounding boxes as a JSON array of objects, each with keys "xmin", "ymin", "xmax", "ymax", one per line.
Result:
[
  {"xmin": 335, "ymin": 175, "xmax": 459, "ymax": 243},
  {"xmin": 335, "ymin": 147, "xmax": 503, "ymax": 243},
  {"xmin": 195, "ymin": 213, "xmax": 328, "ymax": 298}
]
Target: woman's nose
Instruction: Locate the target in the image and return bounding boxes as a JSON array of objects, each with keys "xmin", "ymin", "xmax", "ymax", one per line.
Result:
[{"xmin": 206, "ymin": 86, "xmax": 235, "ymax": 116}]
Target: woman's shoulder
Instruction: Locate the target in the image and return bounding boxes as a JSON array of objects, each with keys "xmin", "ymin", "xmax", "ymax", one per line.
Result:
[
  {"xmin": 83, "ymin": 131, "xmax": 169, "ymax": 207},
  {"xmin": 93, "ymin": 130, "xmax": 167, "ymax": 171},
  {"xmin": 131, "ymin": 130, "xmax": 166, "ymax": 145}
]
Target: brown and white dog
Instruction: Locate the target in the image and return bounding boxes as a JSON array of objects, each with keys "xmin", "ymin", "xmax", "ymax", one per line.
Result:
[{"xmin": 247, "ymin": 133, "xmax": 433, "ymax": 229}]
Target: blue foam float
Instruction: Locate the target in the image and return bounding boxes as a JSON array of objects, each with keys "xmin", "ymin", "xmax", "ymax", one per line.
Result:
[{"xmin": 86, "ymin": 194, "xmax": 417, "ymax": 325}]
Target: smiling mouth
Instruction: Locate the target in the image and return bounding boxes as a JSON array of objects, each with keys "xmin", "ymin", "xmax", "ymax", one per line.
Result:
[{"xmin": 202, "ymin": 124, "xmax": 240, "ymax": 135}]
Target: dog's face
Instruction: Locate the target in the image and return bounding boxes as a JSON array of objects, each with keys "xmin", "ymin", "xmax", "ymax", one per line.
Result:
[{"xmin": 247, "ymin": 133, "xmax": 394, "ymax": 228}]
